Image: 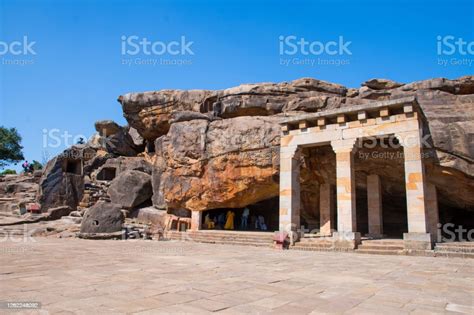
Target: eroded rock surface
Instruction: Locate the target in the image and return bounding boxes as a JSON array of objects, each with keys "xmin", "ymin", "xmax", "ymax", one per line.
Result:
[
  {"xmin": 107, "ymin": 170, "xmax": 152, "ymax": 209},
  {"xmin": 119, "ymin": 76, "xmax": 473, "ymax": 215},
  {"xmin": 80, "ymin": 201, "xmax": 124, "ymax": 234},
  {"xmin": 152, "ymin": 116, "xmax": 280, "ymax": 211},
  {"xmin": 29, "ymin": 76, "xmax": 473, "ymax": 229}
]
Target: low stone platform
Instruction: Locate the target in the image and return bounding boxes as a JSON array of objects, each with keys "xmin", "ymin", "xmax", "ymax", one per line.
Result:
[
  {"xmin": 289, "ymin": 237, "xmax": 474, "ymax": 259},
  {"xmin": 166, "ymin": 230, "xmax": 274, "ymax": 248}
]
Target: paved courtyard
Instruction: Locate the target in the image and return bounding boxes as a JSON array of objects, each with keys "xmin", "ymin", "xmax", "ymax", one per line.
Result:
[{"xmin": 0, "ymin": 238, "xmax": 473, "ymax": 314}]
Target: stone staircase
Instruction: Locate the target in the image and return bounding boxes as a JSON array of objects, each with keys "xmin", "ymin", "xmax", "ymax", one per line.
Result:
[
  {"xmin": 434, "ymin": 242, "xmax": 474, "ymax": 259},
  {"xmin": 77, "ymin": 182, "xmax": 110, "ymax": 212},
  {"xmin": 356, "ymin": 239, "xmax": 405, "ymax": 255},
  {"xmin": 290, "ymin": 236, "xmax": 334, "ymax": 252},
  {"xmin": 166, "ymin": 230, "xmax": 274, "ymax": 247}
]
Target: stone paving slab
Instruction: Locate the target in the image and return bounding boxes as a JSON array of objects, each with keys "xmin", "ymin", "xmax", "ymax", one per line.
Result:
[{"xmin": 0, "ymin": 238, "xmax": 473, "ymax": 314}]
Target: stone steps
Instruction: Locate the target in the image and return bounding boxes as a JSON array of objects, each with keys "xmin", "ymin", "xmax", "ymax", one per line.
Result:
[
  {"xmin": 166, "ymin": 231, "xmax": 274, "ymax": 247},
  {"xmin": 290, "ymin": 238, "xmax": 334, "ymax": 252},
  {"xmin": 357, "ymin": 244, "xmax": 404, "ymax": 251},
  {"xmin": 434, "ymin": 251, "xmax": 474, "ymax": 259},
  {"xmin": 356, "ymin": 249, "xmax": 404, "ymax": 255},
  {"xmin": 355, "ymin": 239, "xmax": 404, "ymax": 255},
  {"xmin": 434, "ymin": 242, "xmax": 474, "ymax": 258},
  {"xmin": 435, "ymin": 246, "xmax": 474, "ymax": 253}
]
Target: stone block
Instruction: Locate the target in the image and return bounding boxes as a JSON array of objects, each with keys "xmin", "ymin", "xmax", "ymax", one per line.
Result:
[
  {"xmin": 337, "ymin": 115, "xmax": 346, "ymax": 124},
  {"xmin": 298, "ymin": 121, "xmax": 309, "ymax": 129},
  {"xmin": 403, "ymin": 232, "xmax": 433, "ymax": 250},
  {"xmin": 357, "ymin": 111, "xmax": 367, "ymax": 120},
  {"xmin": 380, "ymin": 107, "xmax": 389, "ymax": 117},
  {"xmin": 403, "ymin": 104, "xmax": 414, "ymax": 113},
  {"xmin": 332, "ymin": 232, "xmax": 361, "ymax": 250}
]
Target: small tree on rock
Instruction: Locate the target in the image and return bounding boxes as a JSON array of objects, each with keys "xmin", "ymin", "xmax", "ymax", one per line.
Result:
[{"xmin": 0, "ymin": 126, "xmax": 24, "ymax": 168}]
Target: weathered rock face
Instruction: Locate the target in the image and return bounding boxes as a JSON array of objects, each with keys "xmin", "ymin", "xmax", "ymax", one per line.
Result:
[
  {"xmin": 80, "ymin": 201, "xmax": 124, "ymax": 233},
  {"xmin": 129, "ymin": 206, "xmax": 167, "ymax": 227},
  {"xmin": 152, "ymin": 116, "xmax": 280, "ymax": 211},
  {"xmin": 93, "ymin": 156, "xmax": 153, "ymax": 181},
  {"xmin": 118, "ymin": 78, "xmax": 347, "ymax": 140},
  {"xmin": 0, "ymin": 174, "xmax": 39, "ymax": 215},
  {"xmin": 37, "ymin": 146, "xmax": 91, "ymax": 212},
  {"xmin": 107, "ymin": 170, "xmax": 152, "ymax": 209},
  {"xmin": 105, "ymin": 126, "xmax": 145, "ymax": 157},
  {"xmin": 95, "ymin": 120, "xmax": 121, "ymax": 137},
  {"xmin": 120, "ymin": 76, "xmax": 473, "ymax": 216}
]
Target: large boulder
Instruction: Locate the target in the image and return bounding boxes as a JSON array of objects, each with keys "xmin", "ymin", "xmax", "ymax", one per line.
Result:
[
  {"xmin": 94, "ymin": 120, "xmax": 121, "ymax": 137},
  {"xmin": 117, "ymin": 78, "xmax": 347, "ymax": 141},
  {"xmin": 129, "ymin": 206, "xmax": 167, "ymax": 227},
  {"xmin": 107, "ymin": 170, "xmax": 152, "ymax": 209},
  {"xmin": 93, "ymin": 156, "xmax": 152, "ymax": 181},
  {"xmin": 37, "ymin": 146, "xmax": 91, "ymax": 212},
  {"xmin": 362, "ymin": 78, "xmax": 403, "ymax": 90},
  {"xmin": 118, "ymin": 90, "xmax": 214, "ymax": 140},
  {"xmin": 105, "ymin": 126, "xmax": 144, "ymax": 156},
  {"xmin": 80, "ymin": 201, "xmax": 124, "ymax": 233}
]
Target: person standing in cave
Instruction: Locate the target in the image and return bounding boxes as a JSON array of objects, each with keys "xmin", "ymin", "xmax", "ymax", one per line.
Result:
[
  {"xmin": 217, "ymin": 212, "xmax": 226, "ymax": 229},
  {"xmin": 241, "ymin": 207, "xmax": 250, "ymax": 230},
  {"xmin": 224, "ymin": 210, "xmax": 235, "ymax": 230}
]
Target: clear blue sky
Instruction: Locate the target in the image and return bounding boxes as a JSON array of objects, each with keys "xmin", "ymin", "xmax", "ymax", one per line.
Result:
[{"xmin": 0, "ymin": 0, "xmax": 473, "ymax": 170}]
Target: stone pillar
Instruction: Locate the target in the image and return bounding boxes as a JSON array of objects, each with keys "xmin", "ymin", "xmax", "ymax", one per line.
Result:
[
  {"xmin": 279, "ymin": 146, "xmax": 301, "ymax": 241},
  {"xmin": 425, "ymin": 182, "xmax": 439, "ymax": 243},
  {"xmin": 367, "ymin": 174, "xmax": 383, "ymax": 238},
  {"xmin": 319, "ymin": 183, "xmax": 334, "ymax": 236},
  {"xmin": 190, "ymin": 210, "xmax": 202, "ymax": 231},
  {"xmin": 397, "ymin": 131, "xmax": 433, "ymax": 250},
  {"xmin": 331, "ymin": 139, "xmax": 360, "ymax": 249}
]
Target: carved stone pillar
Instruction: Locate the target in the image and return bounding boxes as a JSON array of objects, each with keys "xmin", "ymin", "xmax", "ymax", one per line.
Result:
[
  {"xmin": 279, "ymin": 145, "xmax": 301, "ymax": 238},
  {"xmin": 396, "ymin": 131, "xmax": 433, "ymax": 250},
  {"xmin": 190, "ymin": 210, "xmax": 202, "ymax": 231},
  {"xmin": 331, "ymin": 139, "xmax": 360, "ymax": 249}
]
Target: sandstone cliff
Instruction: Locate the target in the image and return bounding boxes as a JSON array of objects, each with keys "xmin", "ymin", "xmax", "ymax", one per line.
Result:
[
  {"xmin": 27, "ymin": 76, "xmax": 473, "ymax": 234},
  {"xmin": 118, "ymin": 77, "xmax": 473, "ymax": 220}
]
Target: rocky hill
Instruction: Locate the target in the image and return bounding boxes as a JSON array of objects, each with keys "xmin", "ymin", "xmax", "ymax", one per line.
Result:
[{"xmin": 31, "ymin": 76, "xmax": 473, "ymax": 234}]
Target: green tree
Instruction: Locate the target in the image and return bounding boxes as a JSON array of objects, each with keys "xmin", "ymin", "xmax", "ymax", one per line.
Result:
[
  {"xmin": 0, "ymin": 169, "xmax": 17, "ymax": 175},
  {"xmin": 0, "ymin": 127, "xmax": 24, "ymax": 168},
  {"xmin": 31, "ymin": 160, "xmax": 43, "ymax": 170}
]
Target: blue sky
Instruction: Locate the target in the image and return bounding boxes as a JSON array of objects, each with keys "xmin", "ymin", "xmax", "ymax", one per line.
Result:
[{"xmin": 0, "ymin": 0, "xmax": 473, "ymax": 170}]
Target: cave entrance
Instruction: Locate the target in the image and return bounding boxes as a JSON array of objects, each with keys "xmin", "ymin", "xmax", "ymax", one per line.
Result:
[
  {"xmin": 96, "ymin": 167, "xmax": 117, "ymax": 181},
  {"xmin": 299, "ymin": 145, "xmax": 337, "ymax": 235},
  {"xmin": 298, "ymin": 137, "xmax": 410, "ymax": 239},
  {"xmin": 64, "ymin": 159, "xmax": 82, "ymax": 175},
  {"xmin": 439, "ymin": 199, "xmax": 474, "ymax": 242},
  {"xmin": 200, "ymin": 197, "xmax": 279, "ymax": 232},
  {"xmin": 354, "ymin": 137, "xmax": 408, "ymax": 239}
]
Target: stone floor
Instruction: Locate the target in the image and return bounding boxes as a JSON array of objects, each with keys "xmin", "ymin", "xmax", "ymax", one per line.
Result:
[{"xmin": 0, "ymin": 238, "xmax": 473, "ymax": 315}]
